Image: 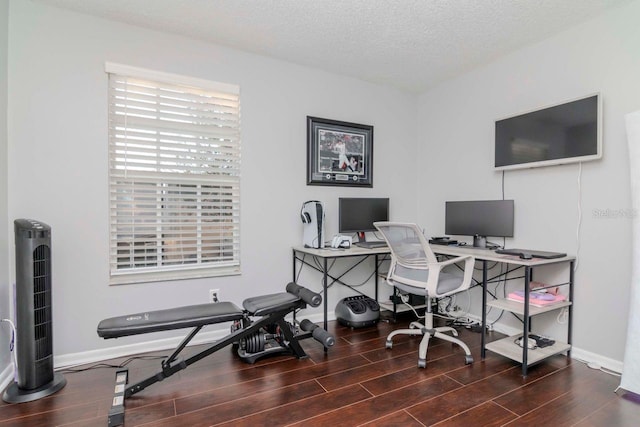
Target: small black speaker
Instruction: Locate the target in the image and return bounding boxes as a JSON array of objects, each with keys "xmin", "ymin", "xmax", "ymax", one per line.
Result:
[{"xmin": 3, "ymin": 219, "xmax": 66, "ymax": 403}]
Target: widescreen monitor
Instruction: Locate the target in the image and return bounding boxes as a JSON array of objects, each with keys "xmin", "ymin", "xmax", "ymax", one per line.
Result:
[
  {"xmin": 445, "ymin": 200, "xmax": 514, "ymax": 248},
  {"xmin": 338, "ymin": 197, "xmax": 389, "ymax": 239}
]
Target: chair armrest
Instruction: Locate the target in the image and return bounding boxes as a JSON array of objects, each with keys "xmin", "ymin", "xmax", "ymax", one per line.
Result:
[
  {"xmin": 426, "ymin": 255, "xmax": 475, "ymax": 297},
  {"xmin": 432, "ymin": 255, "xmax": 473, "ymax": 268}
]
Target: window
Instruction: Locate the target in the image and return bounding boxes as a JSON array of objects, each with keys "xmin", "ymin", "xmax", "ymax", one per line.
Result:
[{"xmin": 106, "ymin": 63, "xmax": 241, "ymax": 284}]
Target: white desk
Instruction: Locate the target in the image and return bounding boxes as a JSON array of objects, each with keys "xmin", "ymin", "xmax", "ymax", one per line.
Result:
[{"xmin": 292, "ymin": 244, "xmax": 575, "ymax": 375}]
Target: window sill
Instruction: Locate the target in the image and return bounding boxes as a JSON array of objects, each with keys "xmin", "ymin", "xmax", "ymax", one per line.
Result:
[{"xmin": 109, "ymin": 266, "xmax": 241, "ymax": 285}]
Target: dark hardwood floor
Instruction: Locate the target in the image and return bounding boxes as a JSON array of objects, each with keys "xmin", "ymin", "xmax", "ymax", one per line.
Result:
[{"xmin": 1, "ymin": 314, "xmax": 638, "ymax": 426}]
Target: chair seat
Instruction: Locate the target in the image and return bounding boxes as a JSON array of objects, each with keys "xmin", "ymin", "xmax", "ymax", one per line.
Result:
[{"xmin": 393, "ymin": 265, "xmax": 463, "ymax": 296}]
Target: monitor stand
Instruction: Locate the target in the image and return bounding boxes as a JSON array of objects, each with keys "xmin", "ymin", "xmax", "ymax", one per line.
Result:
[
  {"xmin": 473, "ymin": 235, "xmax": 487, "ymax": 248},
  {"xmin": 354, "ymin": 232, "xmax": 387, "ymax": 249}
]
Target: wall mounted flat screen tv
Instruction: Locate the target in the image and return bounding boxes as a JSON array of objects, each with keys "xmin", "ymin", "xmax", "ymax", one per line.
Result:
[{"xmin": 495, "ymin": 94, "xmax": 602, "ymax": 171}]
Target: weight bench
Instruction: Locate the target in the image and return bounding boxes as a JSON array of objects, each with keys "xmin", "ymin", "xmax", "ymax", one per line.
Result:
[{"xmin": 97, "ymin": 282, "xmax": 333, "ymax": 427}]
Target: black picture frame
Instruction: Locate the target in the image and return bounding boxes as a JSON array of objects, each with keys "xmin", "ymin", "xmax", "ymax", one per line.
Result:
[{"xmin": 306, "ymin": 116, "xmax": 374, "ymax": 187}]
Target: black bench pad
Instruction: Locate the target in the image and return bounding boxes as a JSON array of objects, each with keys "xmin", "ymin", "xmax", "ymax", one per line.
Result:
[
  {"xmin": 243, "ymin": 292, "xmax": 300, "ymax": 316},
  {"xmin": 97, "ymin": 302, "xmax": 244, "ymax": 339}
]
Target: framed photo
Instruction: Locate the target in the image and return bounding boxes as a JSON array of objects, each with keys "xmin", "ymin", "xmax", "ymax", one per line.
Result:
[{"xmin": 306, "ymin": 116, "xmax": 374, "ymax": 187}]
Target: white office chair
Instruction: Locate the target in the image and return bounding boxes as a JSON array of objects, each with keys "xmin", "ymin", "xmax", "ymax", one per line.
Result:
[{"xmin": 374, "ymin": 222, "xmax": 476, "ymax": 368}]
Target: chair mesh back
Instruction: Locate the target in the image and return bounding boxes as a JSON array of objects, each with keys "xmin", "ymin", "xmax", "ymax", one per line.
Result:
[
  {"xmin": 375, "ymin": 223, "xmax": 436, "ymax": 265},
  {"xmin": 376, "ymin": 222, "xmax": 467, "ymax": 297}
]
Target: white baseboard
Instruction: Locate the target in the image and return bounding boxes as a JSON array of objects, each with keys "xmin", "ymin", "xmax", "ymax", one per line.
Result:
[
  {"xmin": 54, "ymin": 328, "xmax": 230, "ymax": 369},
  {"xmin": 5, "ymin": 310, "xmax": 624, "ymax": 389},
  {"xmin": 570, "ymin": 347, "xmax": 623, "ymax": 374}
]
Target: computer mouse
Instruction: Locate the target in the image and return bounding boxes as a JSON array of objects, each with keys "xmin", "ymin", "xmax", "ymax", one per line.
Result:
[{"xmin": 519, "ymin": 252, "xmax": 533, "ymax": 260}]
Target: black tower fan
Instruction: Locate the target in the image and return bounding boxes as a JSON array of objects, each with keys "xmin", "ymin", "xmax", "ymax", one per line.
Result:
[{"xmin": 3, "ymin": 219, "xmax": 66, "ymax": 403}]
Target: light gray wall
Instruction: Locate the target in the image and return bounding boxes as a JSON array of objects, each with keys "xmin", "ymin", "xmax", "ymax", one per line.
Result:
[
  {"xmin": 6, "ymin": 1, "xmax": 418, "ymax": 360},
  {"xmin": 0, "ymin": 0, "xmax": 10, "ymax": 379},
  {"xmin": 416, "ymin": 0, "xmax": 640, "ymax": 366}
]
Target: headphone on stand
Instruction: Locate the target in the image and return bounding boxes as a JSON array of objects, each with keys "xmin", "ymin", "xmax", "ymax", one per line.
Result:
[{"xmin": 300, "ymin": 200, "xmax": 321, "ymax": 223}]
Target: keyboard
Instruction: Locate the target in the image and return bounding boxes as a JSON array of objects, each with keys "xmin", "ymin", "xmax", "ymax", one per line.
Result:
[
  {"xmin": 495, "ymin": 249, "xmax": 566, "ymax": 259},
  {"xmin": 355, "ymin": 241, "xmax": 388, "ymax": 249},
  {"xmin": 429, "ymin": 239, "xmax": 458, "ymax": 246}
]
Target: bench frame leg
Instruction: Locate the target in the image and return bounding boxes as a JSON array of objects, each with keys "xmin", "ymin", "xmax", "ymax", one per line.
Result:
[{"xmin": 107, "ymin": 304, "xmax": 309, "ymax": 426}]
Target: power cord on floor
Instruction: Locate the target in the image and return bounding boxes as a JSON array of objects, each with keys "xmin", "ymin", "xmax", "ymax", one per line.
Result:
[
  {"xmin": 58, "ymin": 355, "xmax": 167, "ymax": 374},
  {"xmin": 3, "ymin": 317, "xmax": 168, "ymax": 377}
]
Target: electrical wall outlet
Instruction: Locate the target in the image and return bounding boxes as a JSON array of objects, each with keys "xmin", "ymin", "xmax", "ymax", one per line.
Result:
[{"xmin": 209, "ymin": 289, "xmax": 220, "ymax": 303}]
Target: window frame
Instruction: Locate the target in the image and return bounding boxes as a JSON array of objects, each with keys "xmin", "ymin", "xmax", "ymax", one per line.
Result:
[{"xmin": 106, "ymin": 63, "xmax": 241, "ymax": 285}]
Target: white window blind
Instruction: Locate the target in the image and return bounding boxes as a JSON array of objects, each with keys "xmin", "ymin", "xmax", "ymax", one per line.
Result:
[{"xmin": 106, "ymin": 63, "xmax": 241, "ymax": 284}]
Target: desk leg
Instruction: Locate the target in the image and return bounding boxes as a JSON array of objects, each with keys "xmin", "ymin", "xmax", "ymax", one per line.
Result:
[
  {"xmin": 323, "ymin": 257, "xmax": 328, "ymax": 353},
  {"xmin": 292, "ymin": 250, "xmax": 297, "ymax": 329},
  {"xmin": 292, "ymin": 249, "xmax": 296, "ymax": 282},
  {"xmin": 522, "ymin": 266, "xmax": 531, "ymax": 377},
  {"xmin": 481, "ymin": 260, "xmax": 487, "ymax": 359},
  {"xmin": 568, "ymin": 260, "xmax": 574, "ymax": 357},
  {"xmin": 375, "ymin": 254, "xmax": 379, "ymax": 302}
]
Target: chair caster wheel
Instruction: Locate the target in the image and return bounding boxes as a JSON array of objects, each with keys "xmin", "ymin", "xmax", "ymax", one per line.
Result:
[
  {"xmin": 418, "ymin": 359, "xmax": 426, "ymax": 369},
  {"xmin": 385, "ymin": 340, "xmax": 393, "ymax": 349},
  {"xmin": 465, "ymin": 355, "xmax": 474, "ymax": 365}
]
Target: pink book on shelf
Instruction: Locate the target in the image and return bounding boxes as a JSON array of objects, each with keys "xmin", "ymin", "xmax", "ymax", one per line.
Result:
[{"xmin": 507, "ymin": 291, "xmax": 567, "ymax": 307}]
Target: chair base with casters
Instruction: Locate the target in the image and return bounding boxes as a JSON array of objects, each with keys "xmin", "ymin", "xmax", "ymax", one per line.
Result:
[{"xmin": 385, "ymin": 316, "xmax": 474, "ymax": 368}]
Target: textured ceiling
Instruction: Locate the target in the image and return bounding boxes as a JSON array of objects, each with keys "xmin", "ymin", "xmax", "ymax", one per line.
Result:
[{"xmin": 35, "ymin": 0, "xmax": 632, "ymax": 93}]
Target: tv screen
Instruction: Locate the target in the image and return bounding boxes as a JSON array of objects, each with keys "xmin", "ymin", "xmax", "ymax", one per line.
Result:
[
  {"xmin": 495, "ymin": 94, "xmax": 601, "ymax": 170},
  {"xmin": 445, "ymin": 200, "xmax": 514, "ymax": 247},
  {"xmin": 338, "ymin": 198, "xmax": 389, "ymax": 234}
]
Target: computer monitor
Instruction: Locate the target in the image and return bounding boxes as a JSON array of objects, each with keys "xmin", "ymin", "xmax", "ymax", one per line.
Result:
[
  {"xmin": 338, "ymin": 197, "xmax": 389, "ymax": 242},
  {"xmin": 445, "ymin": 200, "xmax": 514, "ymax": 248}
]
